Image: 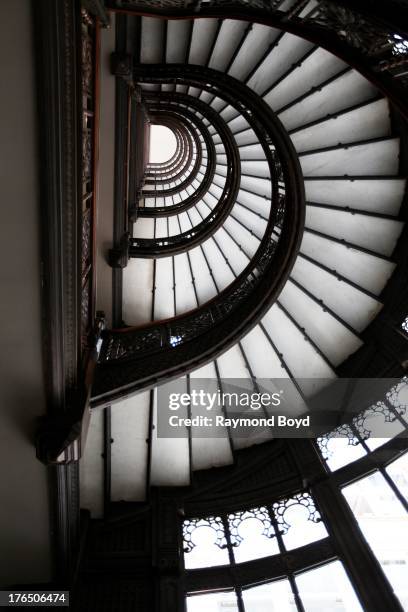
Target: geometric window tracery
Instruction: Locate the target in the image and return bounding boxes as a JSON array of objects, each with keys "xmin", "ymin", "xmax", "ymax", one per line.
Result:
[
  {"xmin": 272, "ymin": 492, "xmax": 322, "ymax": 536},
  {"xmin": 317, "ymin": 423, "xmax": 359, "ymax": 461},
  {"xmin": 183, "ymin": 516, "xmax": 227, "ymax": 553},
  {"xmin": 386, "ymin": 377, "xmax": 408, "ymax": 416},
  {"xmin": 353, "ymin": 401, "xmax": 405, "ymax": 440},
  {"xmin": 183, "ymin": 491, "xmax": 325, "ymax": 564},
  {"xmin": 317, "ymin": 380, "xmax": 408, "ymax": 470},
  {"xmin": 228, "ymin": 506, "xmax": 274, "ymax": 547}
]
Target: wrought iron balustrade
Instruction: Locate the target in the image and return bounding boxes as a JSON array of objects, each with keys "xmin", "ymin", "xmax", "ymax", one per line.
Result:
[{"xmin": 92, "ymin": 66, "xmax": 305, "ymax": 404}]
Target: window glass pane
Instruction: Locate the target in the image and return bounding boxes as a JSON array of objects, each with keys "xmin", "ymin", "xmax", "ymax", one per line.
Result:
[
  {"xmin": 386, "ymin": 452, "xmax": 408, "ymax": 502},
  {"xmin": 342, "ymin": 471, "xmax": 408, "ymax": 609},
  {"xmin": 295, "ymin": 560, "xmax": 363, "ymax": 612},
  {"xmin": 187, "ymin": 591, "xmax": 239, "ymax": 612},
  {"xmin": 228, "ymin": 507, "xmax": 280, "ymax": 563},
  {"xmin": 242, "ymin": 579, "xmax": 296, "ymax": 612},
  {"xmin": 183, "ymin": 517, "xmax": 230, "ymax": 569},
  {"xmin": 272, "ymin": 493, "xmax": 328, "ymax": 551}
]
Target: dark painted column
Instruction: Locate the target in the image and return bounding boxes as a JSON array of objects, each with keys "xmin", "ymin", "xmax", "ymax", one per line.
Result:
[
  {"xmin": 288, "ymin": 439, "xmax": 404, "ymax": 612},
  {"xmin": 152, "ymin": 491, "xmax": 185, "ymax": 612}
]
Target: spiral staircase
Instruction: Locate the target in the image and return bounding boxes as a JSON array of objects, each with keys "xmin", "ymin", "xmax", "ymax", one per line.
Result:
[{"xmin": 75, "ymin": 6, "xmax": 408, "ymax": 519}]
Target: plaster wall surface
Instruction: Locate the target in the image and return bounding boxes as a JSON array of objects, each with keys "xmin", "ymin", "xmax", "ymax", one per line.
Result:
[{"xmin": 0, "ymin": 0, "xmax": 52, "ymax": 585}]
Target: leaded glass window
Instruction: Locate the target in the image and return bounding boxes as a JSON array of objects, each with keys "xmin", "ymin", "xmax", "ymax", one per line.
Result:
[
  {"xmin": 242, "ymin": 580, "xmax": 296, "ymax": 612},
  {"xmin": 228, "ymin": 507, "xmax": 279, "ymax": 562},
  {"xmin": 183, "ymin": 492, "xmax": 326, "ymax": 570},
  {"xmin": 295, "ymin": 561, "xmax": 363, "ymax": 612},
  {"xmin": 186, "ymin": 561, "xmax": 363, "ymax": 611},
  {"xmin": 183, "ymin": 516, "xmax": 229, "ymax": 569},
  {"xmin": 317, "ymin": 379, "xmax": 408, "ymax": 471}
]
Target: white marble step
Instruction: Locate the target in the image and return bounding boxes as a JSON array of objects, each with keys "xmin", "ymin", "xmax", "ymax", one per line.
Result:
[
  {"xmin": 304, "ymin": 177, "xmax": 405, "ymax": 215},
  {"xmin": 265, "ymin": 46, "xmax": 346, "ymax": 111},
  {"xmin": 290, "ymin": 256, "xmax": 383, "ymax": 332},
  {"xmin": 123, "ymin": 258, "xmax": 154, "ymax": 326},
  {"xmin": 247, "ymin": 33, "xmax": 313, "ymax": 95},
  {"xmin": 291, "ymin": 99, "xmax": 391, "ymax": 151},
  {"xmin": 228, "ymin": 23, "xmax": 280, "ymax": 83},
  {"xmin": 262, "ymin": 304, "xmax": 336, "ymax": 386},
  {"xmin": 300, "ymin": 230, "xmax": 396, "ymax": 295},
  {"xmin": 111, "ymin": 393, "xmax": 150, "ymax": 502},
  {"xmin": 80, "ymin": 408, "xmax": 104, "ymax": 518},
  {"xmin": 278, "ymin": 281, "xmax": 363, "ymax": 366},
  {"xmin": 300, "ymin": 138, "xmax": 400, "ymax": 177},
  {"xmin": 278, "ymin": 70, "xmax": 378, "ymax": 130},
  {"xmin": 188, "ymin": 19, "xmax": 219, "ymax": 66},
  {"xmin": 141, "ymin": 17, "xmax": 165, "ymax": 64},
  {"xmin": 150, "ymin": 387, "xmax": 191, "ymax": 486},
  {"xmin": 305, "ymin": 206, "xmax": 403, "ymax": 257},
  {"xmin": 190, "ymin": 362, "xmax": 234, "ymax": 470},
  {"xmin": 208, "ymin": 20, "xmax": 248, "ymax": 73},
  {"xmin": 166, "ymin": 19, "xmax": 191, "ymax": 63}
]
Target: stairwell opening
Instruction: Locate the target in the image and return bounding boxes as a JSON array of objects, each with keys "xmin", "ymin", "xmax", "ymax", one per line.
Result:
[{"xmin": 149, "ymin": 124, "xmax": 177, "ymax": 164}]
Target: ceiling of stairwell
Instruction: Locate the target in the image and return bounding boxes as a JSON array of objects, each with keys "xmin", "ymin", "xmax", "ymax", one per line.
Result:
[
  {"xmin": 82, "ymin": 12, "xmax": 407, "ymax": 512},
  {"xmin": 149, "ymin": 124, "xmax": 177, "ymax": 163}
]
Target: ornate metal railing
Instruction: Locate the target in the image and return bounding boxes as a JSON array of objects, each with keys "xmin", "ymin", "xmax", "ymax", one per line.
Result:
[
  {"xmin": 101, "ymin": 233, "xmax": 281, "ymax": 360},
  {"xmin": 91, "ymin": 65, "xmax": 304, "ymax": 405},
  {"xmin": 80, "ymin": 8, "xmax": 99, "ymax": 352}
]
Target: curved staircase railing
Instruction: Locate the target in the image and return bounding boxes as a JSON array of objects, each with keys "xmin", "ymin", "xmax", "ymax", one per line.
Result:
[{"xmin": 91, "ymin": 65, "xmax": 306, "ymax": 405}]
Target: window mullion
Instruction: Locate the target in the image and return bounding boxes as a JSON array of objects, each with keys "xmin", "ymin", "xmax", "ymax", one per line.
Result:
[
  {"xmin": 312, "ymin": 477, "xmax": 404, "ymax": 611},
  {"xmin": 221, "ymin": 515, "xmax": 245, "ymax": 612},
  {"xmin": 287, "ymin": 439, "xmax": 404, "ymax": 611},
  {"xmin": 378, "ymin": 464, "xmax": 408, "ymax": 513},
  {"xmin": 267, "ymin": 507, "xmax": 305, "ymax": 612},
  {"xmin": 349, "ymin": 421, "xmax": 408, "ymax": 512}
]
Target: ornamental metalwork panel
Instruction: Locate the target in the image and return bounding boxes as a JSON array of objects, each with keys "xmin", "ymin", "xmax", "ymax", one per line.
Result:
[
  {"xmin": 182, "ymin": 491, "xmax": 326, "ymax": 567},
  {"xmin": 228, "ymin": 507, "xmax": 275, "ymax": 547},
  {"xmin": 317, "ymin": 423, "xmax": 359, "ymax": 461},
  {"xmin": 183, "ymin": 516, "xmax": 227, "ymax": 553},
  {"xmin": 82, "ymin": 206, "xmax": 92, "ymax": 274},
  {"xmin": 309, "ymin": 2, "xmax": 408, "ymax": 70},
  {"xmin": 100, "ymin": 327, "xmax": 164, "ymax": 361},
  {"xmin": 272, "ymin": 492, "xmax": 322, "ymax": 535},
  {"xmin": 386, "ymin": 377, "xmax": 408, "ymax": 414},
  {"xmin": 352, "ymin": 400, "xmax": 406, "ymax": 441},
  {"xmin": 81, "ymin": 7, "xmax": 98, "ymax": 350}
]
